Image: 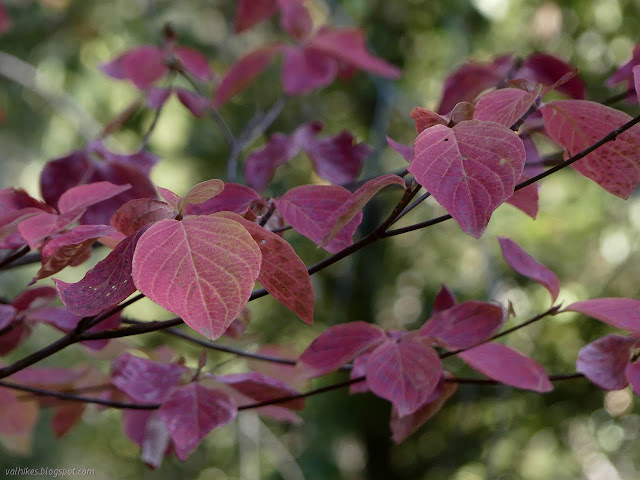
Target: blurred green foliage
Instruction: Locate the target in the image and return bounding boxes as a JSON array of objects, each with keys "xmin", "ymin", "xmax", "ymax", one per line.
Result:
[{"xmin": 1, "ymin": 0, "xmax": 640, "ymax": 479}]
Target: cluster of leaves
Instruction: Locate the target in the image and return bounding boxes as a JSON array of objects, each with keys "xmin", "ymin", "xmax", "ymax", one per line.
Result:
[{"xmin": 1, "ymin": 0, "xmax": 640, "ymax": 468}]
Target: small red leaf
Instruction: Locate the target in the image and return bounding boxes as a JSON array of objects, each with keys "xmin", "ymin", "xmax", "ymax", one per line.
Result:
[
  {"xmin": 185, "ymin": 183, "xmax": 260, "ymax": 216},
  {"xmin": 178, "ymin": 179, "xmax": 225, "ymax": 212},
  {"xmin": 122, "ymin": 46, "xmax": 168, "ymax": 89},
  {"xmin": 458, "ymin": 342, "xmax": 553, "ymax": 392},
  {"xmin": 473, "ymin": 86, "xmax": 540, "ymax": 128},
  {"xmin": 576, "ymin": 334, "xmax": 637, "ymax": 390},
  {"xmin": 111, "ymin": 199, "xmax": 175, "ymax": 236},
  {"xmin": 112, "ymin": 353, "xmax": 187, "ymax": 403},
  {"xmin": 563, "ymin": 298, "xmax": 640, "ymax": 333},
  {"xmin": 498, "ymin": 237, "xmax": 559, "ymax": 302},
  {"xmin": 157, "ymin": 187, "xmax": 180, "ymax": 209},
  {"xmin": 234, "ymin": 0, "xmax": 278, "ymax": 33},
  {"xmin": 17, "ymin": 210, "xmax": 84, "ymax": 250},
  {"xmin": 306, "ymin": 131, "xmax": 372, "ymax": 185},
  {"xmin": 175, "ymin": 88, "xmax": 211, "ymax": 117},
  {"xmin": 432, "ymin": 284, "xmax": 457, "ymax": 314},
  {"xmin": 214, "ymin": 371, "xmax": 303, "ymax": 410},
  {"xmin": 298, "ymin": 321, "xmax": 387, "ymax": 378},
  {"xmin": 174, "ymin": 46, "xmax": 213, "ymax": 82},
  {"xmin": 386, "ymin": 136, "xmax": 413, "ymax": 163},
  {"xmin": 625, "ymin": 361, "xmax": 640, "ymax": 396},
  {"xmin": 365, "ymin": 338, "xmax": 442, "ymax": 416},
  {"xmin": 410, "ymin": 107, "xmax": 447, "ymax": 133},
  {"xmin": 506, "ymin": 136, "xmax": 542, "ymax": 219}
]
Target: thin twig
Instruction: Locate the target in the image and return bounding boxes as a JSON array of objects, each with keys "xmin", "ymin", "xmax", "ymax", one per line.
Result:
[{"xmin": 0, "ymin": 246, "xmax": 30, "ymax": 270}]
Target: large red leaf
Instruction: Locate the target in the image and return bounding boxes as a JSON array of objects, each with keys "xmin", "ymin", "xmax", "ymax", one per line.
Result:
[
  {"xmin": 158, "ymin": 383, "xmax": 237, "ymax": 461},
  {"xmin": 541, "ymin": 100, "xmax": 640, "ymax": 198},
  {"xmin": 320, "ymin": 174, "xmax": 405, "ymax": 246},
  {"xmin": 298, "ymin": 321, "xmax": 386, "ymax": 378},
  {"xmin": 111, "ymin": 199, "xmax": 175, "ymax": 236},
  {"xmin": 458, "ymin": 342, "xmax": 553, "ymax": 392},
  {"xmin": 409, "ymin": 120, "xmax": 526, "ymax": 238},
  {"xmin": 274, "ymin": 185, "xmax": 363, "ymax": 253},
  {"xmin": 213, "ymin": 212, "xmax": 313, "ymax": 324},
  {"xmin": 419, "ymin": 301, "xmax": 506, "ymax": 350},
  {"xmin": 498, "ymin": 237, "xmax": 559, "ymax": 302},
  {"xmin": 576, "ymin": 335, "xmax": 637, "ymax": 390},
  {"xmin": 365, "ymin": 338, "xmax": 442, "ymax": 417},
  {"xmin": 132, "ymin": 216, "xmax": 262, "ymax": 339},
  {"xmin": 473, "ymin": 86, "xmax": 540, "ymax": 128},
  {"xmin": 112, "ymin": 353, "xmax": 187, "ymax": 403},
  {"xmin": 563, "ymin": 298, "xmax": 640, "ymax": 333}
]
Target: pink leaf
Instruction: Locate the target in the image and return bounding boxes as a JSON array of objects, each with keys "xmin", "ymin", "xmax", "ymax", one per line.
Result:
[
  {"xmin": 234, "ymin": 0, "xmax": 278, "ymax": 33},
  {"xmin": 634, "ymin": 65, "xmax": 640, "ymax": 104},
  {"xmin": 17, "ymin": 210, "xmax": 84, "ymax": 250},
  {"xmin": 215, "ymin": 46, "xmax": 282, "ymax": 107},
  {"xmin": 506, "ymin": 136, "xmax": 542, "ymax": 219},
  {"xmin": 320, "ymin": 174, "xmax": 405, "ymax": 246},
  {"xmin": 419, "ymin": 301, "xmax": 506, "ymax": 350},
  {"xmin": 410, "ymin": 107, "xmax": 447, "ymax": 133},
  {"xmin": 390, "ymin": 375, "xmax": 457, "ymax": 443},
  {"xmin": 112, "ymin": 353, "xmax": 187, "ymax": 403},
  {"xmin": 158, "ymin": 383, "xmax": 237, "ymax": 461},
  {"xmin": 279, "ymin": 0, "xmax": 313, "ymax": 40},
  {"xmin": 111, "ymin": 199, "xmax": 175, "ymax": 236},
  {"xmin": 516, "ymin": 53, "xmax": 585, "ymax": 99},
  {"xmin": 541, "ymin": 100, "xmax": 640, "ymax": 198},
  {"xmin": 214, "ymin": 371, "xmax": 303, "ymax": 410},
  {"xmin": 432, "ymin": 284, "xmax": 457, "ymax": 314},
  {"xmin": 576, "ymin": 335, "xmax": 637, "ymax": 390},
  {"xmin": 54, "ymin": 228, "xmax": 144, "ymax": 316},
  {"xmin": 386, "ymin": 137, "xmax": 413, "ymax": 163},
  {"xmin": 157, "ymin": 186, "xmax": 180, "ymax": 209},
  {"xmin": 306, "ymin": 131, "xmax": 372, "ymax": 185},
  {"xmin": 473, "ymin": 86, "xmax": 541, "ymax": 128},
  {"xmin": 625, "ymin": 361, "xmax": 640, "ymax": 397},
  {"xmin": 185, "ymin": 183, "xmax": 260, "ymax": 216},
  {"xmin": 349, "ymin": 354, "xmax": 370, "ymax": 394},
  {"xmin": 174, "ymin": 46, "xmax": 213, "ymax": 81},
  {"xmin": 563, "ymin": 298, "xmax": 640, "ymax": 333},
  {"xmin": 147, "ymin": 87, "xmax": 172, "ymax": 109},
  {"xmin": 34, "ymin": 225, "xmax": 116, "ymax": 282},
  {"xmin": 122, "ymin": 46, "xmax": 168, "ymax": 89},
  {"xmin": 365, "ymin": 338, "xmax": 442, "ymax": 416},
  {"xmin": 308, "ymin": 28, "xmax": 401, "ymax": 79},
  {"xmin": 282, "ymin": 46, "xmax": 338, "ymax": 94},
  {"xmin": 11, "ymin": 286, "xmax": 57, "ymax": 311},
  {"xmin": 58, "ymin": 181, "xmax": 132, "ymax": 214},
  {"xmin": 498, "ymin": 237, "xmax": 559, "ymax": 302},
  {"xmin": 274, "ymin": 185, "xmax": 363, "ymax": 253},
  {"xmin": 178, "ymin": 179, "xmax": 225, "ymax": 212},
  {"xmin": 213, "ymin": 212, "xmax": 313, "ymax": 325},
  {"xmin": 298, "ymin": 321, "xmax": 387, "ymax": 378},
  {"xmin": 458, "ymin": 342, "xmax": 553, "ymax": 392},
  {"xmin": 175, "ymin": 88, "xmax": 211, "ymax": 117},
  {"xmin": 409, "ymin": 120, "xmax": 526, "ymax": 238},
  {"xmin": 132, "ymin": 216, "xmax": 262, "ymax": 339},
  {"xmin": 0, "ymin": 390, "xmax": 39, "ymax": 436}
]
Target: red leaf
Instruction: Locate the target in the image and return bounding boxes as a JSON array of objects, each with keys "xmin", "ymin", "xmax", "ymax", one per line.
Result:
[
  {"xmin": 576, "ymin": 335, "xmax": 637, "ymax": 390},
  {"xmin": 54, "ymin": 228, "xmax": 144, "ymax": 317},
  {"xmin": 306, "ymin": 131, "xmax": 372, "ymax": 185},
  {"xmin": 473, "ymin": 86, "xmax": 540, "ymax": 128},
  {"xmin": 409, "ymin": 120, "xmax": 526, "ymax": 238},
  {"xmin": 386, "ymin": 136, "xmax": 413, "ymax": 163},
  {"xmin": 541, "ymin": 100, "xmax": 640, "ymax": 198},
  {"xmin": 158, "ymin": 383, "xmax": 237, "ymax": 461},
  {"xmin": 279, "ymin": 0, "xmax": 313, "ymax": 40},
  {"xmin": 564, "ymin": 298, "xmax": 640, "ymax": 333},
  {"xmin": 274, "ymin": 185, "xmax": 363, "ymax": 253},
  {"xmin": 349, "ymin": 354, "xmax": 370, "ymax": 394},
  {"xmin": 308, "ymin": 28, "xmax": 401, "ymax": 79},
  {"xmin": 365, "ymin": 338, "xmax": 442, "ymax": 416},
  {"xmin": 498, "ymin": 237, "xmax": 559, "ymax": 302},
  {"xmin": 157, "ymin": 186, "xmax": 180, "ymax": 209},
  {"xmin": 390, "ymin": 375, "xmax": 457, "ymax": 443},
  {"xmin": 112, "ymin": 353, "xmax": 187, "ymax": 403},
  {"xmin": 185, "ymin": 183, "xmax": 260, "ymax": 216},
  {"xmin": 214, "ymin": 371, "xmax": 303, "ymax": 410},
  {"xmin": 174, "ymin": 46, "xmax": 213, "ymax": 81},
  {"xmin": 625, "ymin": 361, "xmax": 640, "ymax": 396},
  {"xmin": 282, "ymin": 46, "xmax": 337, "ymax": 95},
  {"xmin": 17, "ymin": 210, "xmax": 84, "ymax": 250},
  {"xmin": 215, "ymin": 46, "xmax": 281, "ymax": 107},
  {"xmin": 132, "ymin": 216, "xmax": 262, "ymax": 339},
  {"xmin": 320, "ymin": 174, "xmax": 405, "ymax": 246},
  {"xmin": 419, "ymin": 301, "xmax": 506, "ymax": 350},
  {"xmin": 57, "ymin": 181, "xmax": 132, "ymax": 214},
  {"xmin": 0, "ymin": 304, "xmax": 16, "ymax": 330},
  {"xmin": 175, "ymin": 88, "xmax": 211, "ymax": 117},
  {"xmin": 506, "ymin": 136, "xmax": 542, "ymax": 219},
  {"xmin": 147, "ymin": 87, "xmax": 172, "ymax": 109},
  {"xmin": 122, "ymin": 46, "xmax": 168, "ymax": 89},
  {"xmin": 459, "ymin": 343, "xmax": 553, "ymax": 392},
  {"xmin": 178, "ymin": 179, "xmax": 225, "ymax": 212},
  {"xmin": 111, "ymin": 199, "xmax": 175, "ymax": 236},
  {"xmin": 298, "ymin": 321, "xmax": 387, "ymax": 378},
  {"xmin": 11, "ymin": 286, "xmax": 57, "ymax": 311},
  {"xmin": 51, "ymin": 402, "xmax": 86, "ymax": 438},
  {"xmin": 410, "ymin": 107, "xmax": 447, "ymax": 133},
  {"xmin": 0, "ymin": 389, "xmax": 39, "ymax": 436},
  {"xmin": 213, "ymin": 212, "xmax": 313, "ymax": 324},
  {"xmin": 432, "ymin": 284, "xmax": 457, "ymax": 314},
  {"xmin": 516, "ymin": 53, "xmax": 585, "ymax": 99},
  {"xmin": 234, "ymin": 0, "xmax": 278, "ymax": 33}
]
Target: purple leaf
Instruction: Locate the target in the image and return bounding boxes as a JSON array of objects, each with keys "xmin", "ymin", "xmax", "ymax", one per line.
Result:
[
  {"xmin": 158, "ymin": 383, "xmax": 237, "ymax": 461},
  {"xmin": 10, "ymin": 286, "xmax": 57, "ymax": 311},
  {"xmin": 349, "ymin": 354, "xmax": 370, "ymax": 394},
  {"xmin": 174, "ymin": 46, "xmax": 213, "ymax": 82},
  {"xmin": 409, "ymin": 120, "xmax": 526, "ymax": 238},
  {"xmin": 432, "ymin": 284, "xmax": 457, "ymax": 314},
  {"xmin": 458, "ymin": 342, "xmax": 553, "ymax": 392},
  {"xmin": 279, "ymin": 0, "xmax": 313, "ymax": 40},
  {"xmin": 365, "ymin": 338, "xmax": 442, "ymax": 417},
  {"xmin": 298, "ymin": 321, "xmax": 387, "ymax": 378},
  {"xmin": 281, "ymin": 46, "xmax": 338, "ymax": 95},
  {"xmin": 564, "ymin": 298, "xmax": 640, "ymax": 333},
  {"xmin": 147, "ymin": 87, "xmax": 172, "ymax": 109},
  {"xmin": 576, "ymin": 334, "xmax": 638, "ymax": 390},
  {"xmin": 625, "ymin": 361, "xmax": 640, "ymax": 397},
  {"xmin": 498, "ymin": 237, "xmax": 559, "ymax": 302},
  {"xmin": 175, "ymin": 88, "xmax": 211, "ymax": 117},
  {"xmin": 185, "ymin": 183, "xmax": 260, "ymax": 216},
  {"xmin": 473, "ymin": 86, "xmax": 541, "ymax": 128},
  {"xmin": 410, "ymin": 107, "xmax": 447, "ymax": 133},
  {"xmin": 607, "ymin": 45, "xmax": 640, "ymax": 99},
  {"xmin": 386, "ymin": 136, "xmax": 413, "ymax": 163},
  {"xmin": 306, "ymin": 131, "xmax": 372, "ymax": 185},
  {"xmin": 516, "ymin": 53, "xmax": 585, "ymax": 99},
  {"xmin": 234, "ymin": 0, "xmax": 278, "ymax": 33},
  {"xmin": 111, "ymin": 199, "xmax": 175, "ymax": 236},
  {"xmin": 122, "ymin": 45, "xmax": 168, "ymax": 89},
  {"xmin": 214, "ymin": 371, "xmax": 303, "ymax": 410},
  {"xmin": 112, "ymin": 353, "xmax": 187, "ymax": 403}
]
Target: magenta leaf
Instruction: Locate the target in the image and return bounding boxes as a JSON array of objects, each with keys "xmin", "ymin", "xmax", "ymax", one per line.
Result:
[
  {"xmin": 132, "ymin": 216, "xmax": 262, "ymax": 339},
  {"xmin": 17, "ymin": 210, "xmax": 84, "ymax": 250},
  {"xmin": 234, "ymin": 0, "xmax": 278, "ymax": 33},
  {"xmin": 541, "ymin": 100, "xmax": 640, "ymax": 198},
  {"xmin": 608, "ymin": 45, "xmax": 640, "ymax": 99},
  {"xmin": 576, "ymin": 335, "xmax": 638, "ymax": 390},
  {"xmin": 410, "ymin": 107, "xmax": 447, "ymax": 133},
  {"xmin": 215, "ymin": 46, "xmax": 282, "ymax": 107},
  {"xmin": 147, "ymin": 87, "xmax": 172, "ymax": 109},
  {"xmin": 185, "ymin": 183, "xmax": 260, "ymax": 216},
  {"xmin": 386, "ymin": 137, "xmax": 413, "ymax": 163},
  {"xmin": 320, "ymin": 174, "xmax": 405, "ymax": 246},
  {"xmin": 458, "ymin": 342, "xmax": 553, "ymax": 392},
  {"xmin": 308, "ymin": 28, "xmax": 401, "ymax": 79},
  {"xmin": 349, "ymin": 354, "xmax": 370, "ymax": 394},
  {"xmin": 178, "ymin": 179, "xmax": 225, "ymax": 212},
  {"xmin": 57, "ymin": 181, "xmax": 132, "ymax": 213},
  {"xmin": 175, "ymin": 88, "xmax": 211, "ymax": 117},
  {"xmin": 112, "ymin": 353, "xmax": 188, "ymax": 403},
  {"xmin": 409, "ymin": 120, "xmax": 526, "ymax": 238},
  {"xmin": 54, "ymin": 228, "xmax": 145, "ymax": 317},
  {"xmin": 0, "ymin": 3, "xmax": 10, "ymax": 36},
  {"xmin": 390, "ymin": 375, "xmax": 457, "ymax": 443},
  {"xmin": 506, "ymin": 136, "xmax": 542, "ymax": 219},
  {"xmin": 563, "ymin": 298, "xmax": 640, "ymax": 333},
  {"xmin": 516, "ymin": 53, "xmax": 585, "ymax": 99},
  {"xmin": 158, "ymin": 383, "xmax": 237, "ymax": 461},
  {"xmin": 157, "ymin": 187, "xmax": 180, "ymax": 209},
  {"xmin": 214, "ymin": 212, "xmax": 313, "ymax": 325},
  {"xmin": 419, "ymin": 301, "xmax": 506, "ymax": 350},
  {"xmin": 174, "ymin": 46, "xmax": 213, "ymax": 82},
  {"xmin": 0, "ymin": 304, "xmax": 16, "ymax": 330},
  {"xmin": 498, "ymin": 237, "xmax": 559, "ymax": 302},
  {"xmin": 625, "ymin": 361, "xmax": 640, "ymax": 397},
  {"xmin": 282, "ymin": 46, "xmax": 338, "ymax": 95},
  {"xmin": 306, "ymin": 131, "xmax": 372, "ymax": 185},
  {"xmin": 274, "ymin": 185, "xmax": 363, "ymax": 253},
  {"xmin": 432, "ymin": 284, "xmax": 457, "ymax": 314},
  {"xmin": 11, "ymin": 286, "xmax": 57, "ymax": 312},
  {"xmin": 214, "ymin": 371, "xmax": 304, "ymax": 410},
  {"xmin": 634, "ymin": 65, "xmax": 640, "ymax": 104},
  {"xmin": 298, "ymin": 321, "xmax": 387, "ymax": 378},
  {"xmin": 122, "ymin": 45, "xmax": 168, "ymax": 89},
  {"xmin": 122, "ymin": 410, "xmax": 171, "ymax": 468},
  {"xmin": 473, "ymin": 86, "xmax": 541, "ymax": 128},
  {"xmin": 279, "ymin": 0, "xmax": 312, "ymax": 39},
  {"xmin": 111, "ymin": 199, "xmax": 175, "ymax": 236},
  {"xmin": 365, "ymin": 337, "xmax": 442, "ymax": 417}
]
